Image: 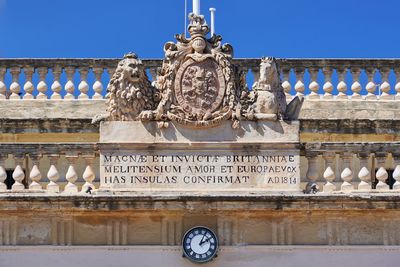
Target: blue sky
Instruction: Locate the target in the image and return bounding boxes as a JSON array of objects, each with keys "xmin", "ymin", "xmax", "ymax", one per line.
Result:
[{"xmin": 0, "ymin": 0, "xmax": 399, "ymax": 59}]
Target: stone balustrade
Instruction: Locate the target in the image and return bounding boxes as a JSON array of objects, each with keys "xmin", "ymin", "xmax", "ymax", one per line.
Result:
[
  {"xmin": 1, "ymin": 58, "xmax": 400, "ymax": 100},
  {"xmin": 0, "ymin": 144, "xmax": 99, "ymax": 194},
  {"xmin": 304, "ymin": 143, "xmax": 400, "ymax": 193},
  {"xmin": 0, "ymin": 59, "xmax": 160, "ymax": 100},
  {"xmin": 275, "ymin": 59, "xmax": 400, "ymax": 100},
  {"xmin": 1, "ymin": 142, "xmax": 400, "ymax": 194}
]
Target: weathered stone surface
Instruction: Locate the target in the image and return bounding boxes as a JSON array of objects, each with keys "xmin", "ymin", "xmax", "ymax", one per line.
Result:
[
  {"xmin": 300, "ymin": 100, "xmax": 400, "ymax": 121},
  {"xmin": 252, "ymin": 57, "xmax": 286, "ymax": 118},
  {"xmin": 0, "ymin": 100, "xmax": 106, "ymax": 120},
  {"xmin": 99, "ymin": 120, "xmax": 300, "ymax": 193},
  {"xmin": 0, "ymin": 195, "xmax": 399, "ymax": 247},
  {"xmin": 100, "ymin": 121, "xmax": 299, "ymax": 143},
  {"xmin": 99, "ymin": 150, "xmax": 300, "ymax": 192},
  {"xmin": 1, "ymin": 100, "xmax": 400, "ymax": 138}
]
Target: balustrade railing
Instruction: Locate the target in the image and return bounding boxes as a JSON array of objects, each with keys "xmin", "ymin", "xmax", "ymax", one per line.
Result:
[
  {"xmin": 0, "ymin": 59, "xmax": 160, "ymax": 100},
  {"xmin": 1, "ymin": 58, "xmax": 400, "ymax": 100},
  {"xmin": 304, "ymin": 143, "xmax": 400, "ymax": 193},
  {"xmin": 0, "ymin": 143, "xmax": 399, "ymax": 194},
  {"xmin": 0, "ymin": 144, "xmax": 98, "ymax": 194},
  {"xmin": 277, "ymin": 59, "xmax": 400, "ymax": 100}
]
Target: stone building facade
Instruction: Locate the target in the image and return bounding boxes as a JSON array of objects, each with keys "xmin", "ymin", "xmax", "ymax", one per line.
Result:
[{"xmin": 0, "ymin": 11, "xmax": 400, "ymax": 267}]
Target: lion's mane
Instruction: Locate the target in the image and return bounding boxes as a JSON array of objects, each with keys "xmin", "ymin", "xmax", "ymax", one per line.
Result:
[{"xmin": 106, "ymin": 53, "xmax": 158, "ymax": 121}]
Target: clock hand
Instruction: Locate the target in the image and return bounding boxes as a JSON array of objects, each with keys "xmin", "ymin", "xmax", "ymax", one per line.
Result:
[
  {"xmin": 199, "ymin": 234, "xmax": 206, "ymax": 246},
  {"xmin": 199, "ymin": 236, "xmax": 210, "ymax": 246}
]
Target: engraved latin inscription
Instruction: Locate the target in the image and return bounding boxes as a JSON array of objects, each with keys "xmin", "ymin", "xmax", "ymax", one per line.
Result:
[{"xmin": 100, "ymin": 151, "xmax": 300, "ymax": 191}]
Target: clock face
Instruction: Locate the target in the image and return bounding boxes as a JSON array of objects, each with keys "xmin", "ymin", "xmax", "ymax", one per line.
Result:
[{"xmin": 182, "ymin": 226, "xmax": 218, "ymax": 263}]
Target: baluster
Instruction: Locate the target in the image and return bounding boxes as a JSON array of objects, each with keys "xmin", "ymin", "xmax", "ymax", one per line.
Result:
[
  {"xmin": 9, "ymin": 67, "xmax": 21, "ymax": 100},
  {"xmin": 78, "ymin": 67, "xmax": 89, "ymax": 99},
  {"xmin": 250, "ymin": 66, "xmax": 260, "ymax": 87},
  {"xmin": 29, "ymin": 154, "xmax": 42, "ymax": 191},
  {"xmin": 375, "ymin": 152, "xmax": 389, "ymax": 190},
  {"xmin": 149, "ymin": 67, "xmax": 159, "ymax": 87},
  {"xmin": 340, "ymin": 152, "xmax": 354, "ymax": 192},
  {"xmin": 23, "ymin": 66, "xmax": 35, "ymax": 100},
  {"xmin": 305, "ymin": 152, "xmax": 319, "ymax": 193},
  {"xmin": 92, "ymin": 67, "xmax": 104, "ymax": 99},
  {"xmin": 336, "ymin": 67, "xmax": 348, "ymax": 100},
  {"xmin": 308, "ymin": 67, "xmax": 320, "ymax": 99},
  {"xmin": 294, "ymin": 67, "xmax": 305, "ymax": 97},
  {"xmin": 105, "ymin": 68, "xmax": 116, "ymax": 98},
  {"xmin": 51, "ymin": 66, "xmax": 62, "ymax": 99},
  {"xmin": 46, "ymin": 156, "xmax": 60, "ymax": 193},
  {"xmin": 394, "ymin": 68, "xmax": 400, "ymax": 101},
  {"xmin": 322, "ymin": 67, "xmax": 333, "ymax": 99},
  {"xmin": 357, "ymin": 152, "xmax": 371, "ymax": 191},
  {"xmin": 323, "ymin": 152, "xmax": 336, "ymax": 192},
  {"xmin": 107, "ymin": 67, "xmax": 116, "ymax": 79},
  {"xmin": 64, "ymin": 154, "xmax": 79, "ymax": 193},
  {"xmin": 36, "ymin": 67, "xmax": 48, "ymax": 99},
  {"xmin": 392, "ymin": 153, "xmax": 400, "ymax": 190},
  {"xmin": 0, "ymin": 67, "xmax": 6, "ymax": 99},
  {"xmin": 281, "ymin": 67, "xmax": 292, "ymax": 100},
  {"xmin": 12, "ymin": 156, "xmax": 25, "ymax": 191},
  {"xmin": 239, "ymin": 67, "xmax": 249, "ymax": 89},
  {"xmin": 0, "ymin": 155, "xmax": 7, "ymax": 191},
  {"xmin": 365, "ymin": 68, "xmax": 376, "ymax": 100},
  {"xmin": 350, "ymin": 67, "xmax": 362, "ymax": 99},
  {"xmin": 379, "ymin": 67, "xmax": 392, "ymax": 100},
  {"xmin": 64, "ymin": 67, "xmax": 76, "ymax": 100},
  {"xmin": 82, "ymin": 156, "xmax": 96, "ymax": 193}
]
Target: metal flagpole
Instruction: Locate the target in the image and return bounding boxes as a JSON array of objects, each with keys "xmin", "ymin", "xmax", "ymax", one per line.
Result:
[
  {"xmin": 184, "ymin": 0, "xmax": 187, "ymax": 38},
  {"xmin": 210, "ymin": 8, "xmax": 216, "ymax": 36}
]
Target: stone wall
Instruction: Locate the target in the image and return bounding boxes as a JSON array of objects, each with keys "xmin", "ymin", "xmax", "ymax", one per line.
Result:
[{"xmin": 0, "ymin": 195, "xmax": 399, "ymax": 246}]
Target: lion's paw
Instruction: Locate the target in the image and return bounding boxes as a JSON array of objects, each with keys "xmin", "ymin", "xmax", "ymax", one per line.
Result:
[{"xmin": 139, "ymin": 110, "xmax": 154, "ymax": 121}]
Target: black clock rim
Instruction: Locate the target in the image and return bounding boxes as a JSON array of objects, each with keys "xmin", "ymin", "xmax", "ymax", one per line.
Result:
[{"xmin": 182, "ymin": 226, "xmax": 219, "ymax": 264}]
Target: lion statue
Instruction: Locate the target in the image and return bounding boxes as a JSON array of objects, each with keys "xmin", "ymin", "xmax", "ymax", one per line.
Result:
[{"xmin": 106, "ymin": 53, "xmax": 159, "ymax": 121}]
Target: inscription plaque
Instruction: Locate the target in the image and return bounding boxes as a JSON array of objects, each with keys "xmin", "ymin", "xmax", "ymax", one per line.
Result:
[{"xmin": 100, "ymin": 150, "xmax": 300, "ymax": 192}]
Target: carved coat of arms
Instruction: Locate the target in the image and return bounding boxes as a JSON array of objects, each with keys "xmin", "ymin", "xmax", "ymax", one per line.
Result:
[
  {"xmin": 102, "ymin": 13, "xmax": 291, "ymax": 129},
  {"xmin": 149, "ymin": 13, "xmax": 240, "ymax": 128}
]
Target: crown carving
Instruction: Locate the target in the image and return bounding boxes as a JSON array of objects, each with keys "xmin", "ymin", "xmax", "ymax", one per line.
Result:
[{"xmin": 188, "ymin": 13, "xmax": 210, "ymax": 38}]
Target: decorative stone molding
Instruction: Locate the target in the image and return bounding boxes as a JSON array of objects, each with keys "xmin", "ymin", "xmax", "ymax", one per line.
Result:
[
  {"xmin": 0, "ymin": 217, "xmax": 17, "ymax": 245},
  {"xmin": 161, "ymin": 216, "xmax": 182, "ymax": 246},
  {"xmin": 217, "ymin": 217, "xmax": 239, "ymax": 246},
  {"xmin": 51, "ymin": 217, "xmax": 73, "ymax": 246},
  {"xmin": 326, "ymin": 217, "xmax": 349, "ymax": 246},
  {"xmin": 271, "ymin": 219, "xmax": 293, "ymax": 245},
  {"xmin": 106, "ymin": 218, "xmax": 128, "ymax": 246}
]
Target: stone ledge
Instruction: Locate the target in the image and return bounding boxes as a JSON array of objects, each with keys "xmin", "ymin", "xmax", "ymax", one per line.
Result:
[
  {"xmin": 1, "ymin": 246, "xmax": 399, "ymax": 267},
  {"xmin": 300, "ymin": 100, "xmax": 400, "ymax": 120},
  {"xmin": 1, "ymin": 100, "xmax": 399, "ymax": 137},
  {"xmin": 0, "ymin": 100, "xmax": 106, "ymax": 120},
  {"xmin": 0, "ymin": 193, "xmax": 399, "ymax": 211}
]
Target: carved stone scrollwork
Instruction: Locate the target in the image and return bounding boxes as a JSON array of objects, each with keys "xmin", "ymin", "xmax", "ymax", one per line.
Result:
[{"xmin": 148, "ymin": 13, "xmax": 241, "ymax": 128}]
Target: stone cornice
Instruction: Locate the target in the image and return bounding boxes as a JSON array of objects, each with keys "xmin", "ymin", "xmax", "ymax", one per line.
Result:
[{"xmin": 0, "ymin": 194, "xmax": 400, "ymax": 212}]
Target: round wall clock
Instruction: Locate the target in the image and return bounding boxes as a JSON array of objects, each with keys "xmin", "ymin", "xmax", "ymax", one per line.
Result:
[{"xmin": 182, "ymin": 226, "xmax": 219, "ymax": 263}]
